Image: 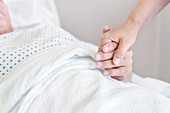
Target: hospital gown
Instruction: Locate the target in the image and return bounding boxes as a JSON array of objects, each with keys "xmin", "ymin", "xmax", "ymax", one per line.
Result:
[{"xmin": 0, "ymin": 24, "xmax": 95, "ymax": 81}]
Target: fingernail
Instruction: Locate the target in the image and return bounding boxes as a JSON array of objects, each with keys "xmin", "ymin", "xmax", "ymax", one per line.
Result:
[
  {"xmin": 114, "ymin": 58, "xmax": 120, "ymax": 65},
  {"xmin": 97, "ymin": 62, "xmax": 103, "ymax": 68},
  {"xmin": 104, "ymin": 46, "xmax": 109, "ymax": 52},
  {"xmin": 104, "ymin": 71, "xmax": 110, "ymax": 75},
  {"xmin": 96, "ymin": 54, "xmax": 101, "ymax": 60}
]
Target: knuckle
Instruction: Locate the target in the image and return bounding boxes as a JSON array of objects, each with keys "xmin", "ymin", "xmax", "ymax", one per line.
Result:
[
  {"xmin": 126, "ymin": 50, "xmax": 132, "ymax": 57},
  {"xmin": 107, "ymin": 61, "xmax": 112, "ymax": 67},
  {"xmin": 102, "ymin": 62, "xmax": 106, "ymax": 66},
  {"xmin": 103, "ymin": 53, "xmax": 107, "ymax": 58},
  {"xmin": 120, "ymin": 68, "xmax": 124, "ymax": 74},
  {"xmin": 129, "ymin": 50, "xmax": 133, "ymax": 57},
  {"xmin": 129, "ymin": 67, "xmax": 133, "ymax": 73},
  {"xmin": 97, "ymin": 53, "xmax": 103, "ymax": 58},
  {"xmin": 131, "ymin": 59, "xmax": 133, "ymax": 64},
  {"xmin": 128, "ymin": 50, "xmax": 133, "ymax": 55},
  {"xmin": 131, "ymin": 51, "xmax": 133, "ymax": 56},
  {"xmin": 129, "ymin": 59, "xmax": 133, "ymax": 65},
  {"xmin": 110, "ymin": 70, "xmax": 115, "ymax": 75},
  {"xmin": 115, "ymin": 50, "xmax": 124, "ymax": 57},
  {"xmin": 100, "ymin": 36, "xmax": 105, "ymax": 40},
  {"xmin": 110, "ymin": 36, "xmax": 118, "ymax": 42},
  {"xmin": 101, "ymin": 34, "xmax": 108, "ymax": 39},
  {"xmin": 103, "ymin": 61, "xmax": 110, "ymax": 67},
  {"xmin": 100, "ymin": 54, "xmax": 104, "ymax": 59}
]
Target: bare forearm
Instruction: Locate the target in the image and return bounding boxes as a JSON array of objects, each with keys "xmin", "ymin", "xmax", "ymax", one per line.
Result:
[{"xmin": 126, "ymin": 0, "xmax": 170, "ymax": 31}]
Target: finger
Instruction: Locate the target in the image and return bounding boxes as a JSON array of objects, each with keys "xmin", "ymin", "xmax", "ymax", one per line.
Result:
[
  {"xmin": 111, "ymin": 76, "xmax": 124, "ymax": 81},
  {"xmin": 112, "ymin": 75, "xmax": 132, "ymax": 82},
  {"xmin": 96, "ymin": 42, "xmax": 118, "ymax": 61},
  {"xmin": 96, "ymin": 50, "xmax": 133, "ymax": 68},
  {"xmin": 98, "ymin": 36, "xmax": 119, "ymax": 52},
  {"xmin": 112, "ymin": 39, "xmax": 130, "ymax": 65},
  {"xmin": 98, "ymin": 38, "xmax": 111, "ymax": 53},
  {"xmin": 97, "ymin": 56, "xmax": 129, "ymax": 68},
  {"xmin": 96, "ymin": 52, "xmax": 113, "ymax": 61},
  {"xmin": 98, "ymin": 35, "xmax": 112, "ymax": 53},
  {"xmin": 102, "ymin": 26, "xmax": 110, "ymax": 34},
  {"xmin": 104, "ymin": 68, "xmax": 132, "ymax": 82},
  {"xmin": 98, "ymin": 26, "xmax": 111, "ymax": 52},
  {"xmin": 123, "ymin": 50, "xmax": 133, "ymax": 60},
  {"xmin": 104, "ymin": 67, "xmax": 124, "ymax": 77},
  {"xmin": 104, "ymin": 66, "xmax": 132, "ymax": 80},
  {"xmin": 97, "ymin": 60, "xmax": 117, "ymax": 69},
  {"xmin": 102, "ymin": 41, "xmax": 118, "ymax": 53}
]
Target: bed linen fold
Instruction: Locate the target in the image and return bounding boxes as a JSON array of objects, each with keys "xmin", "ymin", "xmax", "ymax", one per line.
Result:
[{"xmin": 0, "ymin": 46, "xmax": 170, "ymax": 113}]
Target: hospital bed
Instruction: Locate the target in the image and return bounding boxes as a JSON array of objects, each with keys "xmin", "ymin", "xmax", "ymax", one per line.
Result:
[{"xmin": 1, "ymin": 0, "xmax": 170, "ymax": 112}]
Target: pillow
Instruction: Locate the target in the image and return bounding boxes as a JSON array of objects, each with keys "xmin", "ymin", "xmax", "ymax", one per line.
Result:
[{"xmin": 4, "ymin": 0, "xmax": 61, "ymax": 28}]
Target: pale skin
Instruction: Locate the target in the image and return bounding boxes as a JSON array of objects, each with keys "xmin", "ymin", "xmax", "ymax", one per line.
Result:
[
  {"xmin": 98, "ymin": 27, "xmax": 133, "ymax": 81},
  {"xmin": 0, "ymin": 0, "xmax": 13, "ymax": 35},
  {"xmin": 96, "ymin": 0, "xmax": 170, "ymax": 81}
]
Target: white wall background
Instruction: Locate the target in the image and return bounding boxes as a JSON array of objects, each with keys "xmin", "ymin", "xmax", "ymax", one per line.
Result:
[
  {"xmin": 55, "ymin": 0, "xmax": 170, "ymax": 82},
  {"xmin": 159, "ymin": 6, "xmax": 170, "ymax": 82}
]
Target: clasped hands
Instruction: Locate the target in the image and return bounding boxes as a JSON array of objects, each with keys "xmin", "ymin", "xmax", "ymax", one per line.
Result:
[{"xmin": 96, "ymin": 25, "xmax": 135, "ymax": 82}]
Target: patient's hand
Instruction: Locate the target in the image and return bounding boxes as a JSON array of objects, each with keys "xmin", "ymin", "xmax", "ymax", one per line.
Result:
[
  {"xmin": 0, "ymin": 0, "xmax": 13, "ymax": 35},
  {"xmin": 96, "ymin": 48, "xmax": 133, "ymax": 82},
  {"xmin": 96, "ymin": 26, "xmax": 133, "ymax": 82}
]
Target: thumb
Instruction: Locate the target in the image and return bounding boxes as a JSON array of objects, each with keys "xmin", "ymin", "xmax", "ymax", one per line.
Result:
[{"xmin": 113, "ymin": 40, "xmax": 129, "ymax": 65}]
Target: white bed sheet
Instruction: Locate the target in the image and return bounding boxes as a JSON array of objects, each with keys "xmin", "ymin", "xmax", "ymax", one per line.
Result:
[
  {"xmin": 0, "ymin": 24, "xmax": 170, "ymax": 113},
  {"xmin": 1, "ymin": 45, "xmax": 170, "ymax": 113},
  {"xmin": 132, "ymin": 73, "xmax": 170, "ymax": 98}
]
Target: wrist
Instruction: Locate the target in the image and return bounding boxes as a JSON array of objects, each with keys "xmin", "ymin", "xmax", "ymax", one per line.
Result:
[{"xmin": 125, "ymin": 18, "xmax": 143, "ymax": 33}]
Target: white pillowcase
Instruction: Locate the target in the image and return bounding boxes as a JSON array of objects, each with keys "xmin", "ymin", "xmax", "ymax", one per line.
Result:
[{"xmin": 4, "ymin": 0, "xmax": 61, "ymax": 28}]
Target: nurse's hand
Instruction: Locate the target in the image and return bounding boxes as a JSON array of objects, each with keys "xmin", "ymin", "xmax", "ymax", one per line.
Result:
[
  {"xmin": 96, "ymin": 48, "xmax": 133, "ymax": 82},
  {"xmin": 96, "ymin": 26, "xmax": 133, "ymax": 82},
  {"xmin": 97, "ymin": 23, "xmax": 138, "ymax": 66},
  {"xmin": 0, "ymin": 0, "xmax": 13, "ymax": 35}
]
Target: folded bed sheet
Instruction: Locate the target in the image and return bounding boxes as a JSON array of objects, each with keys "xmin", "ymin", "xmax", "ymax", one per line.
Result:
[{"xmin": 0, "ymin": 24, "xmax": 170, "ymax": 113}]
